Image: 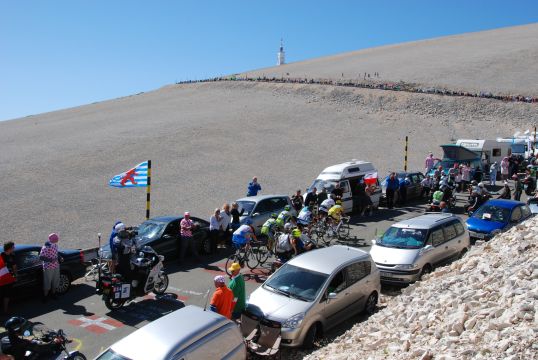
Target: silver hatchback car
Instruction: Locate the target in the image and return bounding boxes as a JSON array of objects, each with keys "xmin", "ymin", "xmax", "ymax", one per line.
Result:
[
  {"xmin": 370, "ymin": 213, "xmax": 470, "ymax": 284},
  {"xmin": 245, "ymin": 245, "xmax": 381, "ymax": 348},
  {"xmin": 235, "ymin": 195, "xmax": 296, "ymax": 234}
]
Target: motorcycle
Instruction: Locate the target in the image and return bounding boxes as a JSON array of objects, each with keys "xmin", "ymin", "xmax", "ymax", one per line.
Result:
[
  {"xmin": 1, "ymin": 322, "xmax": 86, "ymax": 360},
  {"xmin": 96, "ymin": 245, "xmax": 169, "ymax": 310}
]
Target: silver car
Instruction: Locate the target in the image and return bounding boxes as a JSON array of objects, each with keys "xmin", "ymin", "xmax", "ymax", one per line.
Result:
[
  {"xmin": 370, "ymin": 213, "xmax": 470, "ymax": 284},
  {"xmin": 235, "ymin": 195, "xmax": 297, "ymax": 234},
  {"xmin": 245, "ymin": 245, "xmax": 381, "ymax": 348},
  {"xmin": 95, "ymin": 305, "xmax": 246, "ymax": 360}
]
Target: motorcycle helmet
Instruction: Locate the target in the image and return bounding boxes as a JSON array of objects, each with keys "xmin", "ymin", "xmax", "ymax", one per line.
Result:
[
  {"xmin": 5, "ymin": 317, "xmax": 26, "ymax": 335},
  {"xmin": 284, "ymin": 223, "xmax": 293, "ymax": 231},
  {"xmin": 478, "ymin": 182, "xmax": 484, "ymax": 188},
  {"xmin": 284, "ymin": 205, "xmax": 291, "ymax": 211},
  {"xmin": 292, "ymin": 229, "xmax": 302, "ymax": 238},
  {"xmin": 271, "ymin": 213, "xmax": 278, "ymax": 219}
]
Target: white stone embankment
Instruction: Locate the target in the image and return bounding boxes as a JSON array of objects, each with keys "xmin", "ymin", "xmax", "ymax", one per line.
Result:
[{"xmin": 307, "ymin": 217, "xmax": 538, "ymax": 360}]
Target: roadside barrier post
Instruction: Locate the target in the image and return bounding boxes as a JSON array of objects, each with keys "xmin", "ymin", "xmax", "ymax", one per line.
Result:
[
  {"xmin": 146, "ymin": 160, "xmax": 152, "ymax": 220},
  {"xmin": 404, "ymin": 136, "xmax": 408, "ymax": 172}
]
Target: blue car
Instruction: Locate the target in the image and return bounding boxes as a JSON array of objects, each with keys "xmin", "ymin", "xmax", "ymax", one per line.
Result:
[{"xmin": 466, "ymin": 199, "xmax": 532, "ymax": 243}]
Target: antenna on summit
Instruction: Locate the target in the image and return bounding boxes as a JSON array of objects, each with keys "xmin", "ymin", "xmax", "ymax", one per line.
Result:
[{"xmin": 277, "ymin": 38, "xmax": 285, "ymax": 66}]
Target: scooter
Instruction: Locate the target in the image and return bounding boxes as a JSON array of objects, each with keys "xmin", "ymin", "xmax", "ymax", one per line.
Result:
[
  {"xmin": 1, "ymin": 323, "xmax": 86, "ymax": 360},
  {"xmin": 97, "ymin": 245, "xmax": 169, "ymax": 310}
]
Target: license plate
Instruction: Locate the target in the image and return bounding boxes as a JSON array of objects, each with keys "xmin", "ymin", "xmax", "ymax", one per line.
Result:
[
  {"xmin": 470, "ymin": 231, "xmax": 485, "ymax": 239},
  {"xmin": 380, "ymin": 271, "xmax": 394, "ymax": 278}
]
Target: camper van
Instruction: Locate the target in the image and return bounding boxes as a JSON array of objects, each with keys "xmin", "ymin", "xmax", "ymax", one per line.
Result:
[
  {"xmin": 307, "ymin": 160, "xmax": 381, "ymax": 213},
  {"xmin": 456, "ymin": 139, "xmax": 511, "ymax": 166}
]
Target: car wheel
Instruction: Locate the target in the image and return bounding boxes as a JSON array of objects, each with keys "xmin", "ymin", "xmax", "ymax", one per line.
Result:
[
  {"xmin": 56, "ymin": 272, "xmax": 71, "ymax": 295},
  {"xmin": 419, "ymin": 264, "xmax": 433, "ymax": 280},
  {"xmin": 302, "ymin": 323, "xmax": 320, "ymax": 349},
  {"xmin": 201, "ymin": 233, "xmax": 211, "ymax": 254},
  {"xmin": 364, "ymin": 292, "xmax": 378, "ymax": 315}
]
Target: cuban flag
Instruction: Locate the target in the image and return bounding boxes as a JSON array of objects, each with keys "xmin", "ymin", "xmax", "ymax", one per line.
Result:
[
  {"xmin": 364, "ymin": 172, "xmax": 378, "ymax": 186},
  {"xmin": 109, "ymin": 161, "xmax": 148, "ymax": 188}
]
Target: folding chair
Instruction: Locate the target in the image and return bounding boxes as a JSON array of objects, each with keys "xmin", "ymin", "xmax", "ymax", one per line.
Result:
[
  {"xmin": 247, "ymin": 320, "xmax": 281, "ymax": 359},
  {"xmin": 240, "ymin": 312, "xmax": 259, "ymax": 341}
]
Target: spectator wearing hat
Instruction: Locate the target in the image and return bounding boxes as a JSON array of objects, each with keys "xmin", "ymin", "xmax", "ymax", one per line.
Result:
[
  {"xmin": 210, "ymin": 275, "xmax": 234, "ymax": 319},
  {"xmin": 227, "ymin": 263, "xmax": 245, "ymax": 320},
  {"xmin": 39, "ymin": 233, "xmax": 63, "ymax": 303},
  {"xmin": 179, "ymin": 212, "xmax": 199, "ymax": 264}
]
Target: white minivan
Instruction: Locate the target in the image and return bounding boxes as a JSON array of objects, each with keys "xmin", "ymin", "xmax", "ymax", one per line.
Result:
[{"xmin": 306, "ymin": 160, "xmax": 381, "ymax": 213}]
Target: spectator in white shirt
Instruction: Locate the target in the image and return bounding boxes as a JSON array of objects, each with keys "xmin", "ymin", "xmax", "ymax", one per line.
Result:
[
  {"xmin": 209, "ymin": 208, "xmax": 222, "ymax": 254},
  {"xmin": 220, "ymin": 203, "xmax": 232, "ymax": 248}
]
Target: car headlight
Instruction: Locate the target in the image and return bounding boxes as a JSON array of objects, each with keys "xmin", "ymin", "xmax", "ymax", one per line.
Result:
[
  {"xmin": 282, "ymin": 313, "xmax": 305, "ymax": 329},
  {"xmin": 394, "ymin": 264, "xmax": 418, "ymax": 270},
  {"xmin": 491, "ymin": 229, "xmax": 501, "ymax": 236}
]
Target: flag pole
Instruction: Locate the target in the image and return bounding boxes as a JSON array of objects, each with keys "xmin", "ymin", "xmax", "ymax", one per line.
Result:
[{"xmin": 146, "ymin": 160, "xmax": 152, "ymax": 220}]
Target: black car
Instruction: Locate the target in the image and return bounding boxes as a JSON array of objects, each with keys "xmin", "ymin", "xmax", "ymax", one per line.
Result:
[
  {"xmin": 1, "ymin": 244, "xmax": 86, "ymax": 296},
  {"xmin": 99, "ymin": 216, "xmax": 211, "ymax": 261}
]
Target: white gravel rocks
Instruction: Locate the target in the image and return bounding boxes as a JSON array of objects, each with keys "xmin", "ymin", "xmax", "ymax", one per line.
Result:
[{"xmin": 306, "ymin": 217, "xmax": 538, "ymax": 360}]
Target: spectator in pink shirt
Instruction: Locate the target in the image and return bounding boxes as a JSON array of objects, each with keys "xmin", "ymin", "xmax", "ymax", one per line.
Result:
[
  {"xmin": 424, "ymin": 153, "xmax": 439, "ymax": 175},
  {"xmin": 179, "ymin": 212, "xmax": 200, "ymax": 265},
  {"xmin": 39, "ymin": 233, "xmax": 63, "ymax": 303}
]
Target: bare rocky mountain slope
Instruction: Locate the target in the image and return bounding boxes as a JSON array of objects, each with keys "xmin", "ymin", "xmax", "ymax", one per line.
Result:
[
  {"xmin": 244, "ymin": 23, "xmax": 538, "ymax": 96},
  {"xmin": 1, "ymin": 24, "xmax": 537, "ymax": 248}
]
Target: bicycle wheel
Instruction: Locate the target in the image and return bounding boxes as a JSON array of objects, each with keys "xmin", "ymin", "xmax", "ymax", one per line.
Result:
[
  {"xmin": 245, "ymin": 247, "xmax": 259, "ymax": 270},
  {"xmin": 255, "ymin": 244, "xmax": 271, "ymax": 266},
  {"xmin": 225, "ymin": 253, "xmax": 242, "ymax": 276},
  {"xmin": 84, "ymin": 266, "xmax": 98, "ymax": 282},
  {"xmin": 337, "ymin": 222, "xmax": 351, "ymax": 240}
]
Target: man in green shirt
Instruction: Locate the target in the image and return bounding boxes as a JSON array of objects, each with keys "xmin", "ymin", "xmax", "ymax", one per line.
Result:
[{"xmin": 228, "ymin": 262, "xmax": 246, "ymax": 321}]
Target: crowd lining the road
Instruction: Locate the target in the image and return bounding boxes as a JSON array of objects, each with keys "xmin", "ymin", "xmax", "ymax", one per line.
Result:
[{"xmin": 176, "ymin": 75, "xmax": 538, "ymax": 104}]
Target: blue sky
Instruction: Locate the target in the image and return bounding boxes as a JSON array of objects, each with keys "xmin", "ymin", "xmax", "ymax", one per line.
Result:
[{"xmin": 1, "ymin": 1, "xmax": 537, "ymax": 121}]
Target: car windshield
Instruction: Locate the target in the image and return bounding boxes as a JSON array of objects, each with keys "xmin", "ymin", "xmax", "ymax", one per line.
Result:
[
  {"xmin": 309, "ymin": 179, "xmax": 337, "ymax": 193},
  {"xmin": 263, "ymin": 264, "xmax": 329, "ymax": 302},
  {"xmin": 137, "ymin": 221, "xmax": 166, "ymax": 240},
  {"xmin": 237, "ymin": 201, "xmax": 256, "ymax": 216},
  {"xmin": 473, "ymin": 205, "xmax": 511, "ymax": 223},
  {"xmin": 377, "ymin": 226, "xmax": 428, "ymax": 249},
  {"xmin": 95, "ymin": 350, "xmax": 130, "ymax": 360}
]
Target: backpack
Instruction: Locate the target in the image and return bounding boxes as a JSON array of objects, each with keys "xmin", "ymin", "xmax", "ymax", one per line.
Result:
[{"xmin": 276, "ymin": 234, "xmax": 292, "ymax": 253}]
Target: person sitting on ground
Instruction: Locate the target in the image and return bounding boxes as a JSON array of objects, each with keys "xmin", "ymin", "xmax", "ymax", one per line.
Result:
[
  {"xmin": 231, "ymin": 219, "xmax": 257, "ymax": 249},
  {"xmin": 275, "ymin": 205, "xmax": 292, "ymax": 229},
  {"xmin": 497, "ymin": 181, "xmax": 512, "ymax": 199},
  {"xmin": 246, "ymin": 177, "xmax": 261, "ymax": 197},
  {"xmin": 209, "ymin": 276, "xmax": 234, "ymax": 319},
  {"xmin": 260, "ymin": 214, "xmax": 278, "ymax": 253}
]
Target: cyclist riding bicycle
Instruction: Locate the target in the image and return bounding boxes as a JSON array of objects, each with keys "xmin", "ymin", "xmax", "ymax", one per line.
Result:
[
  {"xmin": 275, "ymin": 223, "xmax": 294, "ymax": 262},
  {"xmin": 232, "ymin": 219, "xmax": 257, "ymax": 249},
  {"xmin": 297, "ymin": 203, "xmax": 314, "ymax": 227},
  {"xmin": 318, "ymin": 198, "xmax": 335, "ymax": 218},
  {"xmin": 275, "ymin": 205, "xmax": 292, "ymax": 229},
  {"xmin": 327, "ymin": 200, "xmax": 344, "ymax": 224},
  {"xmin": 291, "ymin": 228, "xmax": 316, "ymax": 254},
  {"xmin": 260, "ymin": 213, "xmax": 278, "ymax": 253}
]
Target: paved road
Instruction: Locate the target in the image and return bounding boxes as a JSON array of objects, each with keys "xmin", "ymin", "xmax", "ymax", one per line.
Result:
[{"xmin": 6, "ymin": 192, "xmax": 494, "ymax": 359}]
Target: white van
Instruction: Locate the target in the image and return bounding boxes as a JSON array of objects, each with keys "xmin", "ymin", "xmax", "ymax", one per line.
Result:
[
  {"xmin": 456, "ymin": 139, "xmax": 511, "ymax": 166},
  {"xmin": 307, "ymin": 160, "xmax": 381, "ymax": 213}
]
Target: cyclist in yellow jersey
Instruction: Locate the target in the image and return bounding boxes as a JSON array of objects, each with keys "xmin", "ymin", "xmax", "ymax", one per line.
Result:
[{"xmin": 328, "ymin": 201, "xmax": 344, "ymax": 224}]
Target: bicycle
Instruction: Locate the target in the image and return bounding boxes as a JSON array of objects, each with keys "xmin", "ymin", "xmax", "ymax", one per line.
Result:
[
  {"xmin": 225, "ymin": 242, "xmax": 259, "ymax": 276},
  {"xmin": 84, "ymin": 258, "xmax": 110, "ymax": 281}
]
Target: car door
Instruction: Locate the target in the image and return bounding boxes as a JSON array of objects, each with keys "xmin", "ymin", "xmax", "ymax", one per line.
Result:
[
  {"xmin": 344, "ymin": 261, "xmax": 373, "ymax": 312},
  {"xmin": 14, "ymin": 249, "xmax": 42, "ymax": 291},
  {"xmin": 252, "ymin": 199, "xmax": 272, "ymax": 231},
  {"xmin": 339, "ymin": 180, "xmax": 353, "ymax": 213},
  {"xmin": 158, "ymin": 220, "xmax": 180, "ymax": 258},
  {"xmin": 423, "ymin": 227, "xmax": 448, "ymax": 266},
  {"xmin": 442, "ymin": 221, "xmax": 461, "ymax": 260},
  {"xmin": 322, "ymin": 268, "xmax": 352, "ymax": 329}
]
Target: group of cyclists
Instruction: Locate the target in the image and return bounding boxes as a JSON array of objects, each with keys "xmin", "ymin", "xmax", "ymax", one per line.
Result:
[{"xmin": 230, "ymin": 195, "xmax": 347, "ymax": 270}]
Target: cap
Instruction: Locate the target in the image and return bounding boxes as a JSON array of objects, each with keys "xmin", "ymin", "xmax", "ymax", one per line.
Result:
[
  {"xmin": 48, "ymin": 233, "xmax": 59, "ymax": 243},
  {"xmin": 228, "ymin": 262, "xmax": 241, "ymax": 273},
  {"xmin": 214, "ymin": 275, "xmax": 226, "ymax": 284}
]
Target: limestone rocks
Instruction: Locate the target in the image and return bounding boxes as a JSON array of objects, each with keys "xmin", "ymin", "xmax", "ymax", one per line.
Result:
[{"xmin": 306, "ymin": 217, "xmax": 538, "ymax": 360}]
